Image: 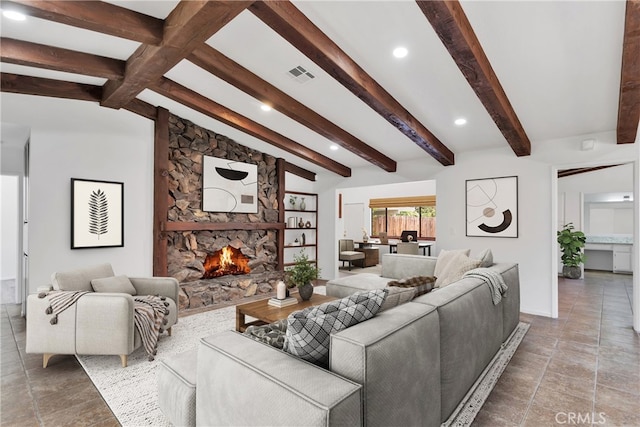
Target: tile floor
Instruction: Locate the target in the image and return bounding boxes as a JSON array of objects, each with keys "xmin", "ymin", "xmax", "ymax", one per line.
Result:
[{"xmin": 1, "ymin": 271, "xmax": 638, "ymax": 426}]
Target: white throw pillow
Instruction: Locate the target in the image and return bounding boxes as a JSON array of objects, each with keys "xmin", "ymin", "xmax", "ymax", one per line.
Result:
[
  {"xmin": 91, "ymin": 275, "xmax": 137, "ymax": 295},
  {"xmin": 435, "ymin": 253, "xmax": 481, "ymax": 288},
  {"xmin": 434, "ymin": 249, "xmax": 471, "ymax": 279}
]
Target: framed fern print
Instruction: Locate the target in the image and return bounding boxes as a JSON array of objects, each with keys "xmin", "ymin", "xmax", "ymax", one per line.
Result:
[{"xmin": 71, "ymin": 178, "xmax": 124, "ymax": 249}]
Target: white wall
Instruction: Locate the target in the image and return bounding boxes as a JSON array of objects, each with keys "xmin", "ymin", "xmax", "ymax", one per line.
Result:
[
  {"xmin": 315, "ymin": 131, "xmax": 638, "ymax": 319},
  {"xmin": 1, "ymin": 176, "xmax": 19, "ymax": 280},
  {"xmin": 1, "ymin": 94, "xmax": 155, "ymax": 293}
]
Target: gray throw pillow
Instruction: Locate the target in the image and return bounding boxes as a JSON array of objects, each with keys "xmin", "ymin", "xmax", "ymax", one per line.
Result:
[
  {"xmin": 91, "ymin": 275, "xmax": 137, "ymax": 295},
  {"xmin": 283, "ymin": 289, "xmax": 388, "ymax": 367},
  {"xmin": 380, "ymin": 286, "xmax": 416, "ymax": 312},
  {"xmin": 244, "ymin": 319, "xmax": 288, "ymax": 349},
  {"xmin": 476, "ymin": 248, "xmax": 494, "ymax": 268}
]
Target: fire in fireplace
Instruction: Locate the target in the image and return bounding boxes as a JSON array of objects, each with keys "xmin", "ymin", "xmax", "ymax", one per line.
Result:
[{"xmin": 202, "ymin": 245, "xmax": 251, "ymax": 279}]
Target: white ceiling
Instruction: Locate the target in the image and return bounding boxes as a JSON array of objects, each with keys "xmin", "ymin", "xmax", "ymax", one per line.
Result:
[{"xmin": 0, "ymin": 0, "xmax": 629, "ymax": 175}]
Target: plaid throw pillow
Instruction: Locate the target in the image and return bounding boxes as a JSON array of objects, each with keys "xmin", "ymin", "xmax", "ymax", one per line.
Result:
[{"xmin": 283, "ymin": 289, "xmax": 388, "ymax": 367}]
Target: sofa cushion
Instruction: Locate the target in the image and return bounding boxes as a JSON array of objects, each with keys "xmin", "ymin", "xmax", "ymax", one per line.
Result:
[
  {"xmin": 51, "ymin": 263, "xmax": 115, "ymax": 291},
  {"xmin": 387, "ymin": 275, "xmax": 435, "ymax": 298},
  {"xmin": 435, "ymin": 253, "xmax": 481, "ymax": 288},
  {"xmin": 434, "ymin": 249, "xmax": 470, "ymax": 279},
  {"xmin": 476, "ymin": 248, "xmax": 494, "ymax": 268},
  {"xmin": 284, "ymin": 289, "xmax": 387, "ymax": 367},
  {"xmin": 91, "ymin": 275, "xmax": 137, "ymax": 295}
]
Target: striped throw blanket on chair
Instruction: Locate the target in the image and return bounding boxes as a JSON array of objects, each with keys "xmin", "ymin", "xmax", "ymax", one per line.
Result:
[{"xmin": 41, "ymin": 291, "xmax": 170, "ymax": 361}]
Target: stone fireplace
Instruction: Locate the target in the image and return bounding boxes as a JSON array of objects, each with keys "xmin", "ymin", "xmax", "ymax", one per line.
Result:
[{"xmin": 166, "ymin": 114, "xmax": 284, "ymax": 311}]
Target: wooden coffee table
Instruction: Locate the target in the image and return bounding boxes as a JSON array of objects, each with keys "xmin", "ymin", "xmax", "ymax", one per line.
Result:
[{"xmin": 236, "ymin": 293, "xmax": 337, "ymax": 332}]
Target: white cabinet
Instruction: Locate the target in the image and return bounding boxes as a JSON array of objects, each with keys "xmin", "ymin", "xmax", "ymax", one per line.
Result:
[{"xmin": 613, "ymin": 244, "xmax": 633, "ymax": 273}]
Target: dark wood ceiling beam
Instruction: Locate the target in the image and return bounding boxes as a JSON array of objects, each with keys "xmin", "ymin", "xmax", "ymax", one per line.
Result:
[
  {"xmin": 123, "ymin": 99, "xmax": 158, "ymax": 121},
  {"xmin": 0, "ymin": 0, "xmax": 163, "ymax": 45},
  {"xmin": 284, "ymin": 161, "xmax": 316, "ymax": 181},
  {"xmin": 189, "ymin": 45, "xmax": 397, "ymax": 172},
  {"xmin": 101, "ymin": 0, "xmax": 253, "ymax": 109},
  {"xmin": 1, "ymin": 73, "xmax": 158, "ymax": 121},
  {"xmin": 151, "ymin": 77, "xmax": 352, "ymax": 177},
  {"xmin": 558, "ymin": 165, "xmax": 623, "ymax": 178},
  {"xmin": 0, "ymin": 38, "xmax": 125, "ymax": 80},
  {"xmin": 249, "ymin": 1, "xmax": 454, "ymax": 166},
  {"xmin": 617, "ymin": 0, "xmax": 640, "ymax": 144},
  {"xmin": 1, "ymin": 72, "xmax": 102, "ymax": 101},
  {"xmin": 416, "ymin": 0, "xmax": 531, "ymax": 157}
]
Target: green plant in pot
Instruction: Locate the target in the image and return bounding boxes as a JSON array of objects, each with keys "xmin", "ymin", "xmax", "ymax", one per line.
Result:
[
  {"xmin": 286, "ymin": 251, "xmax": 320, "ymax": 301},
  {"xmin": 557, "ymin": 223, "xmax": 586, "ymax": 279}
]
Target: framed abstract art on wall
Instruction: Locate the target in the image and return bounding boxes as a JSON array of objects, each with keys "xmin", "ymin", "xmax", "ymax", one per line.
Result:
[
  {"xmin": 71, "ymin": 178, "xmax": 124, "ymax": 249},
  {"xmin": 202, "ymin": 155, "xmax": 258, "ymax": 213},
  {"xmin": 466, "ymin": 176, "xmax": 518, "ymax": 238}
]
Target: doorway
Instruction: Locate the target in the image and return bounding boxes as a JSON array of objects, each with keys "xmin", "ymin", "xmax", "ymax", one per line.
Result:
[
  {"xmin": 1, "ymin": 175, "xmax": 20, "ymax": 304},
  {"xmin": 552, "ymin": 160, "xmax": 639, "ymax": 332}
]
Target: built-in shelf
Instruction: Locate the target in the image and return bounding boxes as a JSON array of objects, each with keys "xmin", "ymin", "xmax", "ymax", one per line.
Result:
[{"xmin": 284, "ymin": 191, "xmax": 318, "ymax": 266}]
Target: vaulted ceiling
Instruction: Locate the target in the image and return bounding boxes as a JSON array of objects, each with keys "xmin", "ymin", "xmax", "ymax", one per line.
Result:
[{"xmin": 1, "ymin": 0, "xmax": 638, "ymax": 179}]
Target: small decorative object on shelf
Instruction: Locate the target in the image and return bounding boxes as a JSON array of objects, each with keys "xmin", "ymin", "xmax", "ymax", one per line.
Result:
[
  {"xmin": 288, "ymin": 195, "xmax": 297, "ymax": 210},
  {"xmin": 287, "ymin": 217, "xmax": 297, "ymax": 229},
  {"xmin": 301, "ymin": 232, "xmax": 306, "ymax": 245},
  {"xmin": 298, "ymin": 218, "xmax": 305, "ymax": 228},
  {"xmin": 362, "ymin": 228, "xmax": 369, "ymax": 243},
  {"xmin": 305, "ymin": 221, "xmax": 312, "ymax": 228},
  {"xmin": 300, "ymin": 197, "xmax": 306, "ymax": 211}
]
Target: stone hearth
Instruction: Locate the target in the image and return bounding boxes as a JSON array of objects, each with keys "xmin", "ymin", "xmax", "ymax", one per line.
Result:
[{"xmin": 166, "ymin": 114, "xmax": 282, "ymax": 311}]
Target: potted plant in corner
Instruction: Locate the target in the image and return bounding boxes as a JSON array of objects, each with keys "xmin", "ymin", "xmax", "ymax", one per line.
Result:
[
  {"xmin": 286, "ymin": 250, "xmax": 320, "ymax": 301},
  {"xmin": 557, "ymin": 223, "xmax": 586, "ymax": 279}
]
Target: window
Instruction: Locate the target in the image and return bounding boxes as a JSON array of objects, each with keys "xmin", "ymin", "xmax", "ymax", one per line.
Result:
[{"xmin": 369, "ymin": 196, "xmax": 436, "ymax": 240}]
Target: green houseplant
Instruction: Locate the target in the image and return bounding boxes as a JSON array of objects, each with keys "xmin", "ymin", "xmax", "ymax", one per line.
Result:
[
  {"xmin": 286, "ymin": 251, "xmax": 320, "ymax": 300},
  {"xmin": 557, "ymin": 223, "xmax": 586, "ymax": 279}
]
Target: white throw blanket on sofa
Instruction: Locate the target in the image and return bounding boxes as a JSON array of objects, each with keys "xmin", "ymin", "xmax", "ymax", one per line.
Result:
[{"xmin": 463, "ymin": 268, "xmax": 508, "ymax": 305}]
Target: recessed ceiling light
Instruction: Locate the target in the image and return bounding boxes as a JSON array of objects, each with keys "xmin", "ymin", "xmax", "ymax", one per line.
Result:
[
  {"xmin": 393, "ymin": 47, "xmax": 408, "ymax": 58},
  {"xmin": 3, "ymin": 10, "xmax": 26, "ymax": 21},
  {"xmin": 260, "ymin": 104, "xmax": 272, "ymax": 112},
  {"xmin": 330, "ymin": 144, "xmax": 339, "ymax": 151},
  {"xmin": 454, "ymin": 118, "xmax": 467, "ymax": 126}
]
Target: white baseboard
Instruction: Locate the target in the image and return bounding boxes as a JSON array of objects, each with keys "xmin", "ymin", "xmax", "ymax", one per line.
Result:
[{"xmin": 520, "ymin": 308, "xmax": 553, "ymax": 318}]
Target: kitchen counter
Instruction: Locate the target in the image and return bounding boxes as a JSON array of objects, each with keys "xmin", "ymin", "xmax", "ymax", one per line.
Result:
[
  {"xmin": 586, "ymin": 235, "xmax": 633, "ymax": 244},
  {"xmin": 584, "ymin": 235, "xmax": 633, "ymax": 273}
]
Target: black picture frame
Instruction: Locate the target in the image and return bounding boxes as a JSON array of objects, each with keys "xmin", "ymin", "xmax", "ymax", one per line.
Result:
[
  {"xmin": 466, "ymin": 176, "xmax": 518, "ymax": 238},
  {"xmin": 71, "ymin": 178, "xmax": 124, "ymax": 249}
]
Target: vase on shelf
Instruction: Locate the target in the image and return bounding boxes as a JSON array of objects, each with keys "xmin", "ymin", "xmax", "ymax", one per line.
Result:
[
  {"xmin": 288, "ymin": 195, "xmax": 297, "ymax": 210},
  {"xmin": 300, "ymin": 197, "xmax": 306, "ymax": 211},
  {"xmin": 298, "ymin": 218, "xmax": 305, "ymax": 228}
]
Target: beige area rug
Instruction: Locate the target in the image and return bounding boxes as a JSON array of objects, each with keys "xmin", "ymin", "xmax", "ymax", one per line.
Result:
[
  {"xmin": 77, "ymin": 287, "xmax": 527, "ymax": 427},
  {"xmin": 339, "ymin": 263, "xmax": 382, "ymax": 276}
]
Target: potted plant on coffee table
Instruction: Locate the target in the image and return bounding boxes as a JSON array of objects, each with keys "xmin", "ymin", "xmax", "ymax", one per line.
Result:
[
  {"xmin": 286, "ymin": 251, "xmax": 320, "ymax": 301},
  {"xmin": 557, "ymin": 223, "xmax": 586, "ymax": 279}
]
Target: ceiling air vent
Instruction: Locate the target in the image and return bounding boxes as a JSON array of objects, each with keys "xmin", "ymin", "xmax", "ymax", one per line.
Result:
[{"xmin": 287, "ymin": 66, "xmax": 315, "ymax": 84}]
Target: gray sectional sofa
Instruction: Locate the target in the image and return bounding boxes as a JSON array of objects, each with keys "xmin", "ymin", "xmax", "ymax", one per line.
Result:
[{"xmin": 164, "ymin": 253, "xmax": 520, "ymax": 426}]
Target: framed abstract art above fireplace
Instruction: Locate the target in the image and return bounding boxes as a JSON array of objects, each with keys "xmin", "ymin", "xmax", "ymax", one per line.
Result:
[
  {"xmin": 466, "ymin": 176, "xmax": 518, "ymax": 238},
  {"xmin": 202, "ymin": 155, "xmax": 258, "ymax": 213},
  {"xmin": 71, "ymin": 178, "xmax": 124, "ymax": 249}
]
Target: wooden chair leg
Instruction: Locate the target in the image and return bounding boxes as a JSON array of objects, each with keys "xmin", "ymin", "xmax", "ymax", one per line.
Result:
[
  {"xmin": 167, "ymin": 327, "xmax": 172, "ymax": 336},
  {"xmin": 43, "ymin": 353, "xmax": 54, "ymax": 368},
  {"xmin": 120, "ymin": 355, "xmax": 128, "ymax": 368}
]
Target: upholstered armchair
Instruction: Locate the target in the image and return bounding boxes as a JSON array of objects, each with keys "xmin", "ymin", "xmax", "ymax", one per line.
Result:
[
  {"xmin": 396, "ymin": 242, "xmax": 419, "ymax": 255},
  {"xmin": 338, "ymin": 239, "xmax": 365, "ymax": 271},
  {"xmin": 26, "ymin": 263, "xmax": 179, "ymax": 368}
]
